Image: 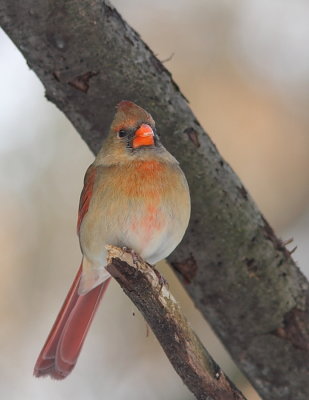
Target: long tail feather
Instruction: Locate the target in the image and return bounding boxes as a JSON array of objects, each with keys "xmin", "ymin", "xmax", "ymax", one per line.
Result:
[{"xmin": 34, "ymin": 265, "xmax": 111, "ymax": 379}]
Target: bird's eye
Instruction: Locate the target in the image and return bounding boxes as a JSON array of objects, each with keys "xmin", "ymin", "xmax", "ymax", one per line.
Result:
[{"xmin": 118, "ymin": 129, "xmax": 127, "ymax": 138}]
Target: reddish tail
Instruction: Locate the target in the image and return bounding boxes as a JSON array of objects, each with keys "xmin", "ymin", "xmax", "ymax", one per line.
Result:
[{"xmin": 34, "ymin": 265, "xmax": 111, "ymax": 379}]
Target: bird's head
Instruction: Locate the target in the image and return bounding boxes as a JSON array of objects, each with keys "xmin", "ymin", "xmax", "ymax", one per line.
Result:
[
  {"xmin": 112, "ymin": 100, "xmax": 159, "ymax": 148},
  {"xmin": 99, "ymin": 101, "xmax": 163, "ymax": 160}
]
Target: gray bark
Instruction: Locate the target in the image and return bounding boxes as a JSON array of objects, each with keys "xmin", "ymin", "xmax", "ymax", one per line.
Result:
[{"xmin": 0, "ymin": 1, "xmax": 308, "ymax": 399}]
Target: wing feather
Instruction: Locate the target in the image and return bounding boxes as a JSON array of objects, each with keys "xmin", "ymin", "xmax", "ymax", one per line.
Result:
[{"xmin": 77, "ymin": 164, "xmax": 96, "ymax": 234}]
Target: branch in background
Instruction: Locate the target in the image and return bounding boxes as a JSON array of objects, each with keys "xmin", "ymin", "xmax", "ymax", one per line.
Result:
[
  {"xmin": 106, "ymin": 245, "xmax": 246, "ymax": 400},
  {"xmin": 0, "ymin": 1, "xmax": 308, "ymax": 399}
]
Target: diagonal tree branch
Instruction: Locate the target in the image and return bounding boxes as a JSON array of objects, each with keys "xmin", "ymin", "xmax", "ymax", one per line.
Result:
[
  {"xmin": 0, "ymin": 1, "xmax": 308, "ymax": 399},
  {"xmin": 106, "ymin": 245, "xmax": 247, "ymax": 400}
]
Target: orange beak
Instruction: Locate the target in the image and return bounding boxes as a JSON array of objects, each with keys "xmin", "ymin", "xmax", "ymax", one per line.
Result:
[{"xmin": 132, "ymin": 124, "xmax": 154, "ymax": 148}]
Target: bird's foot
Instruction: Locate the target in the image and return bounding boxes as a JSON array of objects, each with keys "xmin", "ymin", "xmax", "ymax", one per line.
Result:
[
  {"xmin": 122, "ymin": 247, "xmax": 144, "ymax": 268},
  {"xmin": 150, "ymin": 264, "xmax": 168, "ymax": 291},
  {"xmin": 122, "ymin": 246, "xmax": 145, "ymax": 265},
  {"xmin": 121, "ymin": 247, "xmax": 168, "ymax": 290}
]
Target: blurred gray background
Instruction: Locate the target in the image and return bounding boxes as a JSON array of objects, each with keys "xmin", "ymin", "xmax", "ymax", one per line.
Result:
[{"xmin": 1, "ymin": 1, "xmax": 308, "ymax": 399}]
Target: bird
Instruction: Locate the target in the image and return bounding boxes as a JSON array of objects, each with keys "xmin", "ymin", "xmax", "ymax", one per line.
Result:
[{"xmin": 34, "ymin": 100, "xmax": 191, "ymax": 379}]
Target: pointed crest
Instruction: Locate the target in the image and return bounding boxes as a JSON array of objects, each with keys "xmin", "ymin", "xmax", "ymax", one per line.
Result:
[{"xmin": 111, "ymin": 100, "xmax": 155, "ymax": 132}]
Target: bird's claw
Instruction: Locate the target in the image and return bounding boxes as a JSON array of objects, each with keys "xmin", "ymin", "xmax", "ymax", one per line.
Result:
[
  {"xmin": 122, "ymin": 247, "xmax": 144, "ymax": 275},
  {"xmin": 121, "ymin": 247, "xmax": 168, "ymax": 290},
  {"xmin": 151, "ymin": 265, "xmax": 168, "ymax": 291}
]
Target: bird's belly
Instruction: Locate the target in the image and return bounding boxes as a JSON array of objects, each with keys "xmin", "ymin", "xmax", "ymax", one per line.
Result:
[
  {"xmin": 120, "ymin": 205, "xmax": 172, "ymax": 264},
  {"xmin": 80, "ymin": 203, "xmax": 167, "ymax": 264},
  {"xmin": 80, "ymin": 165, "xmax": 190, "ymax": 267}
]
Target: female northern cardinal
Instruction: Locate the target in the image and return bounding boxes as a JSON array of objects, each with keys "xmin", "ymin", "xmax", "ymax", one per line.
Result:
[{"xmin": 34, "ymin": 101, "xmax": 190, "ymax": 379}]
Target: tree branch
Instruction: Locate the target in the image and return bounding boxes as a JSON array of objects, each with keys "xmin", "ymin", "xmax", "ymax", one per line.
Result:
[
  {"xmin": 106, "ymin": 245, "xmax": 246, "ymax": 400},
  {"xmin": 1, "ymin": 1, "xmax": 308, "ymax": 399}
]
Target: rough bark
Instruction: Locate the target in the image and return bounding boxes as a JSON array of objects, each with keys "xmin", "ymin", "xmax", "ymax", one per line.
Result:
[
  {"xmin": 106, "ymin": 246, "xmax": 247, "ymax": 400},
  {"xmin": 1, "ymin": 1, "xmax": 308, "ymax": 399}
]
